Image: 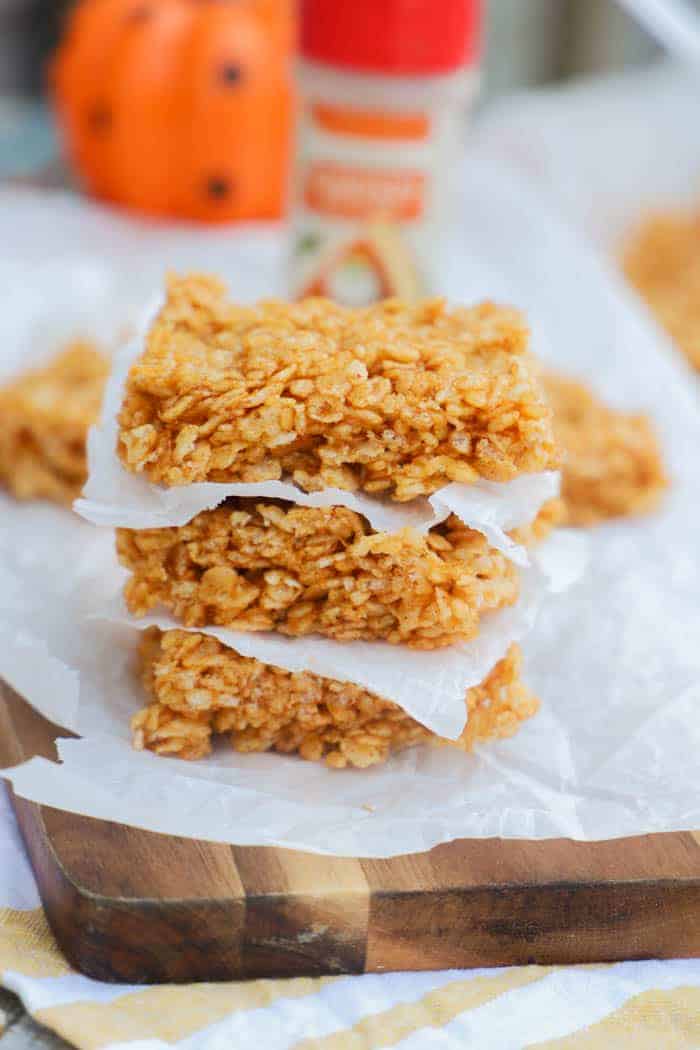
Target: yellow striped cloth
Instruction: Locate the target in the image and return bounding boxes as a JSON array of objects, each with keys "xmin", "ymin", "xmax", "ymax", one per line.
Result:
[{"xmin": 3, "ymin": 789, "xmax": 700, "ymax": 1050}]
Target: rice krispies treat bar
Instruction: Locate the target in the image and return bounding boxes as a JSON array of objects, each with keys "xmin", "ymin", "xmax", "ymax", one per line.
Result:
[
  {"xmin": 117, "ymin": 499, "xmax": 522, "ymax": 649},
  {"xmin": 117, "ymin": 274, "xmax": 560, "ymax": 501},
  {"xmin": 0, "ymin": 342, "xmax": 109, "ymax": 505},
  {"xmin": 623, "ymin": 210, "xmax": 700, "ymax": 371},
  {"xmin": 133, "ymin": 629, "xmax": 538, "ymax": 768},
  {"xmin": 544, "ymin": 373, "xmax": 667, "ymax": 527}
]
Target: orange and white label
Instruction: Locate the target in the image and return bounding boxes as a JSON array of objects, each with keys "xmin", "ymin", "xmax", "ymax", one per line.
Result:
[
  {"xmin": 291, "ymin": 69, "xmax": 481, "ymax": 302},
  {"xmin": 312, "ymin": 103, "xmax": 430, "ymax": 142},
  {"xmin": 304, "ymin": 162, "xmax": 426, "ymax": 221}
]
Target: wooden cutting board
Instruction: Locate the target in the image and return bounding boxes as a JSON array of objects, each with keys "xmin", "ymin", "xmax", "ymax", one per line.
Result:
[{"xmin": 2, "ymin": 681, "xmax": 700, "ymax": 985}]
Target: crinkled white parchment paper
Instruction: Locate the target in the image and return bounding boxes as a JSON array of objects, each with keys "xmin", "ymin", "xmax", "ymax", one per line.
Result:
[
  {"xmin": 76, "ymin": 332, "xmax": 560, "ymax": 566},
  {"xmin": 101, "ymin": 558, "xmax": 554, "ymax": 742},
  {"xmin": 1, "ymin": 148, "xmax": 700, "ymax": 855}
]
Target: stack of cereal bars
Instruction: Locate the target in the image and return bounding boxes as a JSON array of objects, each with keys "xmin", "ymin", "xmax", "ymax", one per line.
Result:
[{"xmin": 81, "ymin": 275, "xmax": 564, "ymax": 769}]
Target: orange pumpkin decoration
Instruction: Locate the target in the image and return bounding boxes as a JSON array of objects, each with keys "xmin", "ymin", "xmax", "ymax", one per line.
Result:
[{"xmin": 51, "ymin": 0, "xmax": 295, "ymax": 222}]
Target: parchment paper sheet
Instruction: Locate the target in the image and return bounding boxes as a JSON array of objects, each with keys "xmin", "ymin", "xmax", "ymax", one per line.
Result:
[{"xmin": 1, "ymin": 132, "xmax": 700, "ymax": 855}]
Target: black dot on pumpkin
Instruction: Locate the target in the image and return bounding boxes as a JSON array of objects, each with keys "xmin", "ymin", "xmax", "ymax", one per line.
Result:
[
  {"xmin": 206, "ymin": 176, "xmax": 233, "ymax": 200},
  {"xmin": 127, "ymin": 5, "xmax": 153, "ymax": 22},
  {"xmin": 220, "ymin": 63, "xmax": 243, "ymax": 86},
  {"xmin": 87, "ymin": 104, "xmax": 112, "ymax": 134}
]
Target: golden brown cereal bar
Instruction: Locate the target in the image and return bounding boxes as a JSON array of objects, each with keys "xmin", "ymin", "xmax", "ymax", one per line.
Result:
[
  {"xmin": 133, "ymin": 629, "xmax": 538, "ymax": 768},
  {"xmin": 0, "ymin": 342, "xmax": 108, "ymax": 505},
  {"xmin": 623, "ymin": 209, "xmax": 700, "ymax": 371},
  {"xmin": 117, "ymin": 499, "xmax": 520, "ymax": 649},
  {"xmin": 544, "ymin": 373, "xmax": 667, "ymax": 527},
  {"xmin": 117, "ymin": 274, "xmax": 559, "ymax": 500}
]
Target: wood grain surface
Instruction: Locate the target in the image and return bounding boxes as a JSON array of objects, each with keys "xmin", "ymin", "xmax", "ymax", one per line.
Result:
[{"xmin": 2, "ymin": 681, "xmax": 699, "ymax": 985}]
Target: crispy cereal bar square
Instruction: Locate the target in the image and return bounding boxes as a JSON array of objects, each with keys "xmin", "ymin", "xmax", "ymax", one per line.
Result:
[
  {"xmin": 117, "ymin": 499, "xmax": 521, "ymax": 649},
  {"xmin": 623, "ymin": 209, "xmax": 700, "ymax": 371},
  {"xmin": 117, "ymin": 274, "xmax": 559, "ymax": 500},
  {"xmin": 544, "ymin": 372, "xmax": 667, "ymax": 527},
  {"xmin": 0, "ymin": 342, "xmax": 108, "ymax": 505},
  {"xmin": 133, "ymin": 629, "xmax": 538, "ymax": 768}
]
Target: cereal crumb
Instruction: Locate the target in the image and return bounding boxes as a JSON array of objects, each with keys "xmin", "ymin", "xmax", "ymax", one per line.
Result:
[
  {"xmin": 117, "ymin": 273, "xmax": 559, "ymax": 500},
  {"xmin": 133, "ymin": 629, "xmax": 538, "ymax": 768},
  {"xmin": 544, "ymin": 372, "xmax": 667, "ymax": 526},
  {"xmin": 0, "ymin": 341, "xmax": 108, "ymax": 505}
]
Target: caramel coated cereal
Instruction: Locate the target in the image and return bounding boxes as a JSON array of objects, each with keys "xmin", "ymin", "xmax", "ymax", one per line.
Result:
[
  {"xmin": 624, "ymin": 209, "xmax": 700, "ymax": 371},
  {"xmin": 117, "ymin": 499, "xmax": 520, "ymax": 649},
  {"xmin": 118, "ymin": 274, "xmax": 559, "ymax": 500},
  {"xmin": 0, "ymin": 342, "xmax": 108, "ymax": 505},
  {"xmin": 545, "ymin": 372, "xmax": 667, "ymax": 527},
  {"xmin": 133, "ymin": 630, "xmax": 538, "ymax": 768}
]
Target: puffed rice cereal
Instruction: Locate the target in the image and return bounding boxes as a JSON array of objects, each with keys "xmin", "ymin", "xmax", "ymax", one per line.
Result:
[
  {"xmin": 544, "ymin": 372, "xmax": 667, "ymax": 527},
  {"xmin": 118, "ymin": 274, "xmax": 559, "ymax": 500},
  {"xmin": 117, "ymin": 499, "xmax": 521, "ymax": 649},
  {"xmin": 133, "ymin": 629, "xmax": 538, "ymax": 768},
  {"xmin": 624, "ymin": 208, "xmax": 700, "ymax": 371},
  {"xmin": 0, "ymin": 341, "xmax": 108, "ymax": 504}
]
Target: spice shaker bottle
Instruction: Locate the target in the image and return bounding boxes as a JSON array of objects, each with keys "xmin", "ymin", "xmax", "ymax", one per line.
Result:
[{"xmin": 290, "ymin": 0, "xmax": 483, "ymax": 304}]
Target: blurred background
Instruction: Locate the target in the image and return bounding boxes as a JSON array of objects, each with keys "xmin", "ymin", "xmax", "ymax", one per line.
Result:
[
  {"xmin": 0, "ymin": 0, "xmax": 664, "ymax": 98},
  {"xmin": 0, "ymin": 0, "xmax": 668, "ymax": 181}
]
